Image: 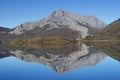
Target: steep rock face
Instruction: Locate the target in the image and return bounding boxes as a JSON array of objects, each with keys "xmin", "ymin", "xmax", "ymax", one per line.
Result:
[
  {"xmin": 10, "ymin": 44, "xmax": 106, "ymax": 73},
  {"xmin": 10, "ymin": 9, "xmax": 106, "ymax": 38}
]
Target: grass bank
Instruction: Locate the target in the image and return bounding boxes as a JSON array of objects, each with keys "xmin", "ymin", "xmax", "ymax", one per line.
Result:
[{"xmin": 9, "ymin": 37, "xmax": 70, "ymax": 48}]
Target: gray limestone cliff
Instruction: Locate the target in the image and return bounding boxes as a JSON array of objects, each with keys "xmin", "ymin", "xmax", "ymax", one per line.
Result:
[{"xmin": 10, "ymin": 9, "xmax": 106, "ymax": 38}]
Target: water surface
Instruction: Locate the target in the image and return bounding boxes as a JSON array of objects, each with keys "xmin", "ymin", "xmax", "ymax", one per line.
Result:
[{"xmin": 0, "ymin": 43, "xmax": 120, "ymax": 80}]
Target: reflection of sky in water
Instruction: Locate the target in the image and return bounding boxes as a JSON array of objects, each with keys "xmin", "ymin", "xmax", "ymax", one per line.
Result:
[
  {"xmin": 0, "ymin": 42, "xmax": 120, "ymax": 80},
  {"xmin": 0, "ymin": 56, "xmax": 120, "ymax": 80},
  {"xmin": 2, "ymin": 44, "xmax": 106, "ymax": 74}
]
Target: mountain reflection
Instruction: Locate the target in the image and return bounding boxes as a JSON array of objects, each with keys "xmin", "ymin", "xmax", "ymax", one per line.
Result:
[
  {"xmin": 87, "ymin": 42, "xmax": 120, "ymax": 61},
  {"xmin": 0, "ymin": 43, "xmax": 107, "ymax": 73}
]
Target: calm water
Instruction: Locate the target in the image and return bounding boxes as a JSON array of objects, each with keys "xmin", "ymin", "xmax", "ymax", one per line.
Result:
[{"xmin": 0, "ymin": 43, "xmax": 120, "ymax": 80}]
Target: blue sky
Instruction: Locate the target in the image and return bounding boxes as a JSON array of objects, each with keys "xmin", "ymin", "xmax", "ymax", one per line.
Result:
[{"xmin": 0, "ymin": 0, "xmax": 120, "ymax": 28}]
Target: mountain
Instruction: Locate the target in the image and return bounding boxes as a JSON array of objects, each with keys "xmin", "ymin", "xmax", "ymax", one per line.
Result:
[
  {"xmin": 10, "ymin": 9, "xmax": 106, "ymax": 39},
  {"xmin": 88, "ymin": 18, "xmax": 120, "ymax": 40},
  {"xmin": 0, "ymin": 26, "xmax": 10, "ymax": 44},
  {"xmin": 0, "ymin": 26, "xmax": 10, "ymax": 33}
]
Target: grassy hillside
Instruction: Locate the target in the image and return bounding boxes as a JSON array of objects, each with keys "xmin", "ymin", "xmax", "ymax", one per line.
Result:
[{"xmin": 85, "ymin": 18, "xmax": 120, "ymax": 40}]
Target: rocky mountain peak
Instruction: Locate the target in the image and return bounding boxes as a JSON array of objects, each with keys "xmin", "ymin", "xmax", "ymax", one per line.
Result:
[
  {"xmin": 48, "ymin": 9, "xmax": 65, "ymax": 22},
  {"xmin": 53, "ymin": 9, "xmax": 64, "ymax": 17},
  {"xmin": 10, "ymin": 9, "xmax": 106, "ymax": 38}
]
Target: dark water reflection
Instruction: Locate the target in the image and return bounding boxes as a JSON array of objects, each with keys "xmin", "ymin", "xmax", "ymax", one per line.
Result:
[
  {"xmin": 86, "ymin": 42, "xmax": 120, "ymax": 61},
  {"xmin": 0, "ymin": 42, "xmax": 120, "ymax": 80},
  {"xmin": 0, "ymin": 43, "xmax": 107, "ymax": 73}
]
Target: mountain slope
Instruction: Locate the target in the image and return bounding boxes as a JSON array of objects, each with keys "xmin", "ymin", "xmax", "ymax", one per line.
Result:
[
  {"xmin": 90, "ymin": 18, "xmax": 120, "ymax": 40},
  {"xmin": 0, "ymin": 27, "xmax": 10, "ymax": 42},
  {"xmin": 0, "ymin": 26, "xmax": 10, "ymax": 33},
  {"xmin": 10, "ymin": 9, "xmax": 106, "ymax": 39}
]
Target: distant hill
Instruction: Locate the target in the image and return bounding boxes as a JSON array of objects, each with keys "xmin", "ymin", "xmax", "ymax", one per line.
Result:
[
  {"xmin": 0, "ymin": 26, "xmax": 10, "ymax": 33},
  {"xmin": 86, "ymin": 19, "xmax": 120, "ymax": 40},
  {"xmin": 0, "ymin": 27, "xmax": 10, "ymax": 44}
]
